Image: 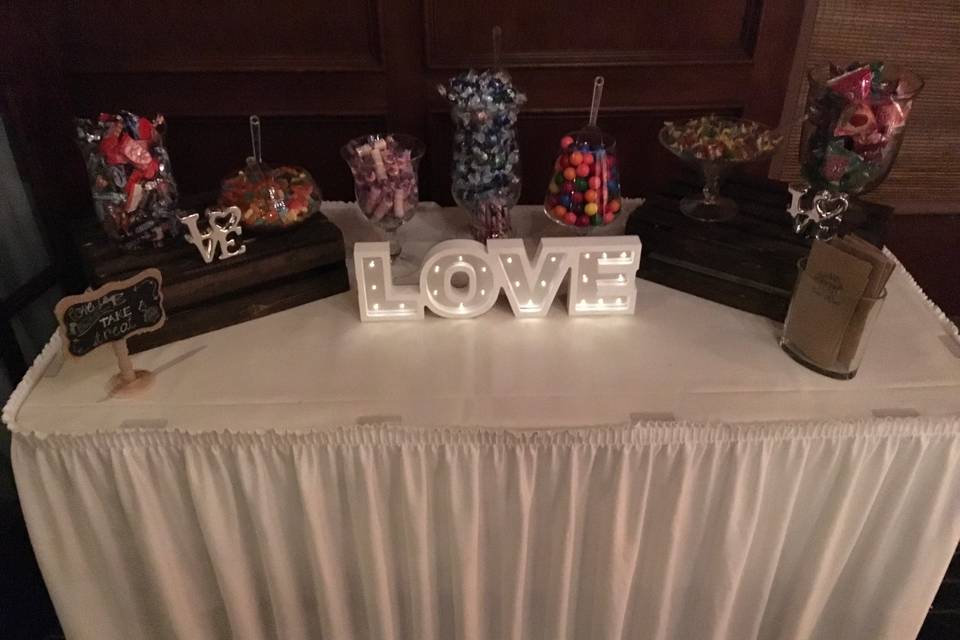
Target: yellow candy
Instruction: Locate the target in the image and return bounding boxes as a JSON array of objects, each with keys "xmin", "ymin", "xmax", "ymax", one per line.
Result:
[
  {"xmin": 548, "ymin": 181, "xmax": 560, "ymax": 194},
  {"xmin": 584, "ymin": 202, "xmax": 599, "ymax": 216}
]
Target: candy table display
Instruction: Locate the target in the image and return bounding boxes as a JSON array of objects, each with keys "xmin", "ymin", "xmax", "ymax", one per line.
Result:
[
  {"xmin": 75, "ymin": 111, "xmax": 180, "ymax": 249},
  {"xmin": 439, "ymin": 68, "xmax": 526, "ymax": 242},
  {"xmin": 543, "ymin": 77, "xmax": 624, "ymax": 231},
  {"xmin": 219, "ymin": 116, "xmax": 322, "ymax": 231},
  {"xmin": 341, "ymin": 133, "xmax": 425, "ymax": 275}
]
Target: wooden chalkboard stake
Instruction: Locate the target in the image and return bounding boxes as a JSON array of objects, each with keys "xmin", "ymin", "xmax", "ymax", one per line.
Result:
[
  {"xmin": 108, "ymin": 339, "xmax": 154, "ymax": 396},
  {"xmin": 54, "ymin": 268, "xmax": 166, "ymax": 397},
  {"xmin": 112, "ymin": 340, "xmax": 136, "ymax": 383}
]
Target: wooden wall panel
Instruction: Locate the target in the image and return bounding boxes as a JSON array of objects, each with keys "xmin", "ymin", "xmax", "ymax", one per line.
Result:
[
  {"xmin": 424, "ymin": 0, "xmax": 758, "ymax": 68},
  {"xmin": 61, "ymin": 1, "xmax": 382, "ymax": 71},
  {"xmin": 65, "ymin": 72, "xmax": 389, "ymax": 117}
]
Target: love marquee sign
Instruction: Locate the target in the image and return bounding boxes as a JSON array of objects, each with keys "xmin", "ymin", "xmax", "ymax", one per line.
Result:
[{"xmin": 355, "ymin": 236, "xmax": 642, "ymax": 321}]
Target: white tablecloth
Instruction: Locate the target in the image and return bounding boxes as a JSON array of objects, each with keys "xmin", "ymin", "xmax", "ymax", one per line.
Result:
[{"xmin": 5, "ymin": 205, "xmax": 960, "ymax": 640}]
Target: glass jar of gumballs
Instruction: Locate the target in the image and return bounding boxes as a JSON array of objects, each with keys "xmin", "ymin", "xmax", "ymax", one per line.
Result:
[{"xmin": 544, "ymin": 130, "xmax": 622, "ymax": 229}]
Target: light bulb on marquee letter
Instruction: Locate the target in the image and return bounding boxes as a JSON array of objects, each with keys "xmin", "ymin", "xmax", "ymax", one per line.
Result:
[
  {"xmin": 488, "ymin": 239, "xmax": 569, "ymax": 317},
  {"xmin": 354, "ymin": 243, "xmax": 422, "ymax": 321},
  {"xmin": 565, "ymin": 237, "xmax": 642, "ymax": 316},
  {"xmin": 420, "ymin": 240, "xmax": 500, "ymax": 318}
]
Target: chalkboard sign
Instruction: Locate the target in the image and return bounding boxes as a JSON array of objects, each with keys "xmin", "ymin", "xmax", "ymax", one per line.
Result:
[{"xmin": 55, "ymin": 268, "xmax": 166, "ymax": 357}]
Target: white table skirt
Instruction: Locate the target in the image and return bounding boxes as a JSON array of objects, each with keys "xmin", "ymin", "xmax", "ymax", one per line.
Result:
[{"xmin": 6, "ymin": 204, "xmax": 960, "ymax": 640}]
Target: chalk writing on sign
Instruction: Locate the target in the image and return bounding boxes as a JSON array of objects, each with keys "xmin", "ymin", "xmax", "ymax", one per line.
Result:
[{"xmin": 55, "ymin": 268, "xmax": 165, "ymax": 357}]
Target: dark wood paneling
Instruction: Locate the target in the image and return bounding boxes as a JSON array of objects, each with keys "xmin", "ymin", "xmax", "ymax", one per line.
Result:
[
  {"xmin": 66, "ymin": 73, "xmax": 390, "ymax": 118},
  {"xmin": 424, "ymin": 0, "xmax": 761, "ymax": 68},
  {"xmin": 62, "ymin": 0, "xmax": 383, "ymax": 71},
  {"xmin": 886, "ymin": 214, "xmax": 960, "ymax": 317},
  {"xmin": 164, "ymin": 115, "xmax": 388, "ymax": 200}
]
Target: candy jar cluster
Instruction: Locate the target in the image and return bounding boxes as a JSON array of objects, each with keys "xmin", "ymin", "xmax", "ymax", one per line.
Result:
[{"xmin": 544, "ymin": 131, "xmax": 622, "ymax": 229}]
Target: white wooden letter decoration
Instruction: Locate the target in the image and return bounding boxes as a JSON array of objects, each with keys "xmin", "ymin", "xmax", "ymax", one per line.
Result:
[{"xmin": 354, "ymin": 236, "xmax": 642, "ymax": 322}]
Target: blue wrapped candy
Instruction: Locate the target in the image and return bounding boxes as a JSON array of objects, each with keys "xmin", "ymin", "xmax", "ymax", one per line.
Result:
[{"xmin": 439, "ymin": 69, "xmax": 526, "ymax": 241}]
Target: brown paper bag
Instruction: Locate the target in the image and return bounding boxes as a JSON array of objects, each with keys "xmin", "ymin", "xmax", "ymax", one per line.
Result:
[{"xmin": 786, "ymin": 240, "xmax": 873, "ymax": 365}]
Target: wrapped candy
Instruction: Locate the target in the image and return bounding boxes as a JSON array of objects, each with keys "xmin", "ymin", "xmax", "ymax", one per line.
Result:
[
  {"xmin": 439, "ymin": 68, "xmax": 526, "ymax": 241},
  {"xmin": 800, "ymin": 61, "xmax": 923, "ymax": 194},
  {"xmin": 833, "ymin": 102, "xmax": 877, "ymax": 138},
  {"xmin": 825, "ymin": 65, "xmax": 873, "ymax": 103},
  {"xmin": 662, "ymin": 116, "xmax": 782, "ymax": 161},
  {"xmin": 341, "ymin": 134, "xmax": 422, "ymax": 228},
  {"xmin": 75, "ymin": 111, "xmax": 180, "ymax": 249}
]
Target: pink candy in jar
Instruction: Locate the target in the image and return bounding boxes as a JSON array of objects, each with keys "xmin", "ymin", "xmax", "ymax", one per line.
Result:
[{"xmin": 341, "ymin": 134, "xmax": 425, "ymax": 232}]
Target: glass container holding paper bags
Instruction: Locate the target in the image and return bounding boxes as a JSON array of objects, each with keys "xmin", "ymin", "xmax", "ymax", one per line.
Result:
[{"xmin": 780, "ymin": 237, "xmax": 893, "ymax": 379}]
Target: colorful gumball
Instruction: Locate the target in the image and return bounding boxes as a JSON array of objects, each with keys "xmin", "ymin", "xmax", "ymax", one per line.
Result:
[{"xmin": 543, "ymin": 125, "xmax": 621, "ymax": 229}]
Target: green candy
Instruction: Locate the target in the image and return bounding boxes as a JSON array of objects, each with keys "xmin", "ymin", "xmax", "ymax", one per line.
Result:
[
  {"xmin": 554, "ymin": 173, "xmax": 564, "ymax": 185},
  {"xmin": 575, "ymin": 178, "xmax": 589, "ymax": 192}
]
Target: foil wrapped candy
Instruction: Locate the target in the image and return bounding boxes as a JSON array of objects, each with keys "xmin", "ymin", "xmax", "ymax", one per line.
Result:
[
  {"xmin": 439, "ymin": 68, "xmax": 526, "ymax": 241},
  {"xmin": 75, "ymin": 111, "xmax": 180, "ymax": 249}
]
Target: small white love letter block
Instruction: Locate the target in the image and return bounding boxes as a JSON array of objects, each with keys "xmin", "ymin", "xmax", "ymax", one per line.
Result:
[
  {"xmin": 180, "ymin": 206, "xmax": 247, "ymax": 264},
  {"xmin": 355, "ymin": 236, "xmax": 642, "ymax": 322}
]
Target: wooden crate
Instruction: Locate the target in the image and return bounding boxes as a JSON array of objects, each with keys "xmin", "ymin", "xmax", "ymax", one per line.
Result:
[
  {"xmin": 625, "ymin": 175, "xmax": 891, "ymax": 321},
  {"xmin": 74, "ymin": 212, "xmax": 349, "ymax": 352}
]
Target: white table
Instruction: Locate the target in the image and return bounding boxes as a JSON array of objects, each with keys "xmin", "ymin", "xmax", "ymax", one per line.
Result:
[{"xmin": 5, "ymin": 205, "xmax": 960, "ymax": 640}]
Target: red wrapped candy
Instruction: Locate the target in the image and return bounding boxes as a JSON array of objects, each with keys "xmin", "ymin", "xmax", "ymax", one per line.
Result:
[
  {"xmin": 873, "ymin": 97, "xmax": 909, "ymax": 135},
  {"xmin": 826, "ymin": 65, "xmax": 873, "ymax": 102},
  {"xmin": 833, "ymin": 102, "xmax": 877, "ymax": 138}
]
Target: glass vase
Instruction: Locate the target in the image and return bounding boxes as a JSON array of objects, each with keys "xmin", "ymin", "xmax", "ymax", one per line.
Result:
[
  {"xmin": 449, "ymin": 103, "xmax": 522, "ymax": 242},
  {"xmin": 799, "ymin": 62, "xmax": 923, "ymax": 198},
  {"xmin": 543, "ymin": 128, "xmax": 622, "ymax": 231},
  {"xmin": 341, "ymin": 133, "xmax": 425, "ymax": 278}
]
